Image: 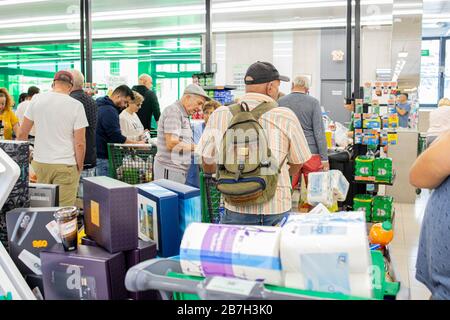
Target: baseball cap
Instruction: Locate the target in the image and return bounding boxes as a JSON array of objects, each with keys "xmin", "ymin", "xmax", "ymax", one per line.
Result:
[
  {"xmin": 183, "ymin": 84, "xmax": 211, "ymax": 101},
  {"xmin": 54, "ymin": 70, "xmax": 74, "ymax": 86},
  {"xmin": 244, "ymin": 61, "xmax": 290, "ymax": 85}
]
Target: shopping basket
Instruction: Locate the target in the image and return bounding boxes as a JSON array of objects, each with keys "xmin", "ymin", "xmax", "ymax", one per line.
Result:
[
  {"xmin": 125, "ymin": 248, "xmax": 409, "ymax": 300},
  {"xmin": 107, "ymin": 143, "xmax": 157, "ymax": 184},
  {"xmin": 199, "ymin": 172, "xmax": 222, "ymax": 223}
]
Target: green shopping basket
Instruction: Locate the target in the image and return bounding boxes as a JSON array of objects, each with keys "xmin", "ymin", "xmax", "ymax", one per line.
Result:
[
  {"xmin": 107, "ymin": 143, "xmax": 157, "ymax": 184},
  {"xmin": 200, "ymin": 171, "xmax": 222, "ymax": 223}
]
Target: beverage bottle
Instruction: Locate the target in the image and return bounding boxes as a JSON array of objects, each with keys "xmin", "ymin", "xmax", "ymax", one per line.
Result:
[
  {"xmin": 0, "ymin": 120, "xmax": 4, "ymax": 140},
  {"xmin": 369, "ymin": 221, "xmax": 394, "ymax": 247}
]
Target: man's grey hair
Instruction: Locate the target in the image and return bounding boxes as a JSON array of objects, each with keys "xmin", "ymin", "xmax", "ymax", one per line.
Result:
[
  {"xmin": 293, "ymin": 76, "xmax": 310, "ymax": 89},
  {"xmin": 69, "ymin": 69, "xmax": 85, "ymax": 89},
  {"xmin": 139, "ymin": 73, "xmax": 152, "ymax": 82}
]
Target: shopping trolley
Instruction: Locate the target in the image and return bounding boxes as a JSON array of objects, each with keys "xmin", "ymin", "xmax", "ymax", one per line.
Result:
[
  {"xmin": 107, "ymin": 143, "xmax": 157, "ymax": 184},
  {"xmin": 199, "ymin": 172, "xmax": 222, "ymax": 223},
  {"xmin": 125, "ymin": 248, "xmax": 409, "ymax": 300}
]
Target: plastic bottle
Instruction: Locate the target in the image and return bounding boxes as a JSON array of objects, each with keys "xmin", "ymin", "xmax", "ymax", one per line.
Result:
[{"xmin": 369, "ymin": 221, "xmax": 394, "ymax": 247}]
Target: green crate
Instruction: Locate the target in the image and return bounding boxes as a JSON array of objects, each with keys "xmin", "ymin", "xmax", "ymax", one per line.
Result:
[
  {"xmin": 107, "ymin": 143, "xmax": 157, "ymax": 184},
  {"xmin": 168, "ymin": 251, "xmax": 398, "ymax": 300},
  {"xmin": 354, "ymin": 194, "xmax": 373, "ymax": 222}
]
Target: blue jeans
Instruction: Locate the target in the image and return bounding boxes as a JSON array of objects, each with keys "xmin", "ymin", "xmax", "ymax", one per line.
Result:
[
  {"xmin": 96, "ymin": 158, "xmax": 109, "ymax": 177},
  {"xmin": 220, "ymin": 209, "xmax": 289, "ymax": 226}
]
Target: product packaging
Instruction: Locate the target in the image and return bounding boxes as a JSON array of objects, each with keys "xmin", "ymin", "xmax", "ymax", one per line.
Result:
[
  {"xmin": 180, "ymin": 223, "xmax": 283, "ymax": 286},
  {"xmin": 373, "ymin": 158, "xmax": 393, "ymax": 183},
  {"xmin": 6, "ymin": 207, "xmax": 62, "ymax": 277},
  {"xmin": 354, "ymin": 129, "xmax": 363, "ymax": 144},
  {"xmin": 125, "ymin": 239, "xmax": 158, "ymax": 300},
  {"xmin": 372, "ymin": 196, "xmax": 394, "ymax": 222},
  {"xmin": 29, "ymin": 183, "xmax": 59, "ymax": 207},
  {"xmin": 388, "ymin": 114, "xmax": 399, "ymax": 129},
  {"xmin": 83, "ymin": 176, "xmax": 138, "ymax": 253},
  {"xmin": 136, "ymin": 183, "xmax": 180, "ymax": 257},
  {"xmin": 152, "ymin": 179, "xmax": 201, "ymax": 240},
  {"xmin": 355, "ymin": 156, "xmax": 374, "ymax": 177},
  {"xmin": 354, "ymin": 114, "xmax": 362, "ymax": 129},
  {"xmin": 363, "ymin": 114, "xmax": 381, "ymax": 129},
  {"xmin": 353, "ymin": 194, "xmax": 373, "ymax": 222},
  {"xmin": 329, "ymin": 170, "xmax": 350, "ymax": 202},
  {"xmin": 54, "ymin": 207, "xmax": 79, "ymax": 252},
  {"xmin": 281, "ymin": 212, "xmax": 373, "ymax": 298},
  {"xmin": 41, "ymin": 244, "xmax": 127, "ymax": 300},
  {"xmin": 388, "ymin": 133, "xmax": 398, "ymax": 145},
  {"xmin": 355, "ymin": 99, "xmax": 364, "ymax": 113},
  {"xmin": 307, "ymin": 172, "xmax": 334, "ymax": 207}
]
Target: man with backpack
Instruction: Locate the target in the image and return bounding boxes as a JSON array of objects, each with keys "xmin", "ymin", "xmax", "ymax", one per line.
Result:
[{"xmin": 197, "ymin": 62, "xmax": 312, "ymax": 226}]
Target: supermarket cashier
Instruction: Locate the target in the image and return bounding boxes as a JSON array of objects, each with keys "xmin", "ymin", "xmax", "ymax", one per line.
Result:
[
  {"xmin": 154, "ymin": 84, "xmax": 210, "ymax": 184},
  {"xmin": 0, "ymin": 88, "xmax": 20, "ymax": 140},
  {"xmin": 396, "ymin": 93, "xmax": 411, "ymax": 128}
]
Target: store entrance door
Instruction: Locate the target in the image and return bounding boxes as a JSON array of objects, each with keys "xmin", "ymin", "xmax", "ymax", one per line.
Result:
[{"xmin": 321, "ymin": 80, "xmax": 351, "ymax": 125}]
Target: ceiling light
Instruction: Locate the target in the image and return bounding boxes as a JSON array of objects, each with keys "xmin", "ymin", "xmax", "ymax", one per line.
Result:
[
  {"xmin": 0, "ymin": 0, "xmax": 49, "ymax": 5},
  {"xmin": 150, "ymin": 49, "xmax": 170, "ymax": 53},
  {"xmin": 104, "ymin": 51, "xmax": 123, "ymax": 55},
  {"xmin": 398, "ymin": 51, "xmax": 409, "ymax": 58},
  {"xmin": 22, "ymin": 47, "xmax": 45, "ymax": 51},
  {"xmin": 121, "ymin": 42, "xmax": 145, "ymax": 47}
]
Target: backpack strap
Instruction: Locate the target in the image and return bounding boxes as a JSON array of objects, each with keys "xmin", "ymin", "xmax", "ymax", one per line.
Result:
[{"xmin": 250, "ymin": 101, "xmax": 277, "ymax": 120}]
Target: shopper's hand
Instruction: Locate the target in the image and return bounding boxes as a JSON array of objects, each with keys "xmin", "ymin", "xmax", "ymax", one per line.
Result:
[{"xmin": 322, "ymin": 161, "xmax": 330, "ymax": 171}]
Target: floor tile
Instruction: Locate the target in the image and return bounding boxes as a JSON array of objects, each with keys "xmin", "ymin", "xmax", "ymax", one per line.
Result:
[{"xmin": 410, "ymin": 285, "xmax": 431, "ymax": 300}]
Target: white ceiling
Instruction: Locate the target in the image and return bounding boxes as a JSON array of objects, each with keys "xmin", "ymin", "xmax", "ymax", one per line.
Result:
[{"xmin": 0, "ymin": 0, "xmax": 448, "ymax": 44}]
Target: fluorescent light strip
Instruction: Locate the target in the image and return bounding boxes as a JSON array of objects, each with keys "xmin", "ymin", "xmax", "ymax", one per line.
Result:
[{"xmin": 0, "ymin": 0, "xmax": 48, "ymax": 5}]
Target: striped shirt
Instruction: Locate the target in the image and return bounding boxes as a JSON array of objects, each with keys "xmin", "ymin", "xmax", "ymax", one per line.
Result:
[{"xmin": 197, "ymin": 93, "xmax": 312, "ymax": 215}]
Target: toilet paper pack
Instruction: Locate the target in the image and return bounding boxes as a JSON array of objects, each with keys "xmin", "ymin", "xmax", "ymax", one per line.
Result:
[
  {"xmin": 180, "ymin": 223, "xmax": 283, "ymax": 286},
  {"xmin": 307, "ymin": 172, "xmax": 334, "ymax": 207},
  {"xmin": 330, "ymin": 170, "xmax": 350, "ymax": 201},
  {"xmin": 280, "ymin": 212, "xmax": 372, "ymax": 298}
]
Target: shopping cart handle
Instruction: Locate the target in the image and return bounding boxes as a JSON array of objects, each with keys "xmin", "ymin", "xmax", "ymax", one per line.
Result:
[{"xmin": 125, "ymin": 258, "xmax": 199, "ymax": 295}]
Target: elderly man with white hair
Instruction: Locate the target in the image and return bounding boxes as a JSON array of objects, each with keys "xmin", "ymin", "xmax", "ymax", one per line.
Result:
[
  {"xmin": 132, "ymin": 73, "xmax": 161, "ymax": 130},
  {"xmin": 278, "ymin": 75, "xmax": 329, "ymax": 189},
  {"xmin": 69, "ymin": 69, "xmax": 98, "ymax": 185}
]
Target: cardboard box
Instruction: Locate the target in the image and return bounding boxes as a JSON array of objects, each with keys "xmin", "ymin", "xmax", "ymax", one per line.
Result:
[
  {"xmin": 152, "ymin": 179, "xmax": 201, "ymax": 240},
  {"xmin": 81, "ymin": 236, "xmax": 98, "ymax": 247},
  {"xmin": 6, "ymin": 207, "xmax": 62, "ymax": 277},
  {"xmin": 136, "ymin": 183, "xmax": 179, "ymax": 257},
  {"xmin": 29, "ymin": 183, "xmax": 59, "ymax": 207},
  {"xmin": 83, "ymin": 176, "xmax": 138, "ymax": 253},
  {"xmin": 125, "ymin": 240, "xmax": 159, "ymax": 300},
  {"xmin": 41, "ymin": 244, "xmax": 127, "ymax": 300}
]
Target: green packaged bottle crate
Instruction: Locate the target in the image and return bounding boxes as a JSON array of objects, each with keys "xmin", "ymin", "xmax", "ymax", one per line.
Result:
[
  {"xmin": 374, "ymin": 158, "xmax": 393, "ymax": 183},
  {"xmin": 355, "ymin": 156, "xmax": 374, "ymax": 177},
  {"xmin": 372, "ymin": 196, "xmax": 394, "ymax": 222},
  {"xmin": 354, "ymin": 194, "xmax": 373, "ymax": 222}
]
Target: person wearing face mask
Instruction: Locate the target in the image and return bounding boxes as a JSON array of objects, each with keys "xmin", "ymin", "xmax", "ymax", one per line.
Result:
[
  {"xmin": 154, "ymin": 84, "xmax": 210, "ymax": 184},
  {"xmin": 96, "ymin": 85, "xmax": 145, "ymax": 177},
  {"xmin": 197, "ymin": 61, "xmax": 312, "ymax": 226}
]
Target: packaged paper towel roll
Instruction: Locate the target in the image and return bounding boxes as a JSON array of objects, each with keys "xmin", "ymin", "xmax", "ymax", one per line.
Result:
[
  {"xmin": 180, "ymin": 223, "xmax": 283, "ymax": 286},
  {"xmin": 307, "ymin": 172, "xmax": 333, "ymax": 207},
  {"xmin": 330, "ymin": 170, "xmax": 350, "ymax": 201},
  {"xmin": 280, "ymin": 212, "xmax": 372, "ymax": 298},
  {"xmin": 281, "ymin": 212, "xmax": 371, "ymax": 273}
]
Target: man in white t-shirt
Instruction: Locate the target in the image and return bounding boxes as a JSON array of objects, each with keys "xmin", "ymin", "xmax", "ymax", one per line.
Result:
[
  {"xmin": 18, "ymin": 71, "xmax": 88, "ymax": 206},
  {"xmin": 15, "ymin": 86, "xmax": 40, "ymax": 138}
]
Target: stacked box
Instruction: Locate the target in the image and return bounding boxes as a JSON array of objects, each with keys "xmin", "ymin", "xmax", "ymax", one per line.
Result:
[
  {"xmin": 29, "ymin": 183, "xmax": 59, "ymax": 207},
  {"xmin": 41, "ymin": 244, "xmax": 127, "ymax": 300},
  {"xmin": 83, "ymin": 176, "xmax": 138, "ymax": 253},
  {"xmin": 136, "ymin": 183, "xmax": 179, "ymax": 257},
  {"xmin": 372, "ymin": 196, "xmax": 394, "ymax": 222},
  {"xmin": 6, "ymin": 208, "xmax": 62, "ymax": 277},
  {"xmin": 355, "ymin": 156, "xmax": 374, "ymax": 177},
  {"xmin": 353, "ymin": 194, "xmax": 373, "ymax": 222},
  {"xmin": 0, "ymin": 141, "xmax": 30, "ymax": 248},
  {"xmin": 125, "ymin": 240, "xmax": 158, "ymax": 300},
  {"xmin": 374, "ymin": 158, "xmax": 393, "ymax": 183},
  {"xmin": 152, "ymin": 179, "xmax": 201, "ymax": 240}
]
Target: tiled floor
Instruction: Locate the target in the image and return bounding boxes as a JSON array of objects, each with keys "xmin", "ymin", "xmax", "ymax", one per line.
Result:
[{"xmin": 390, "ymin": 189, "xmax": 431, "ymax": 300}]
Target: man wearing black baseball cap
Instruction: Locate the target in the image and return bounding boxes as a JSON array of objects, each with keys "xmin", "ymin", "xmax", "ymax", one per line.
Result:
[
  {"xmin": 19, "ymin": 70, "xmax": 89, "ymax": 206},
  {"xmin": 197, "ymin": 61, "xmax": 312, "ymax": 226}
]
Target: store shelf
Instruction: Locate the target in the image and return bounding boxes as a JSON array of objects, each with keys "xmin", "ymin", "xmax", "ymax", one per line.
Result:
[
  {"xmin": 354, "ymin": 171, "xmax": 396, "ymax": 186},
  {"xmin": 203, "ymin": 85, "xmax": 237, "ymax": 91}
]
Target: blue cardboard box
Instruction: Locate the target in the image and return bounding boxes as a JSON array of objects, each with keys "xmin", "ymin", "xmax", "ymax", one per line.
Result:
[
  {"xmin": 136, "ymin": 183, "xmax": 180, "ymax": 257},
  {"xmin": 152, "ymin": 179, "xmax": 202, "ymax": 240}
]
